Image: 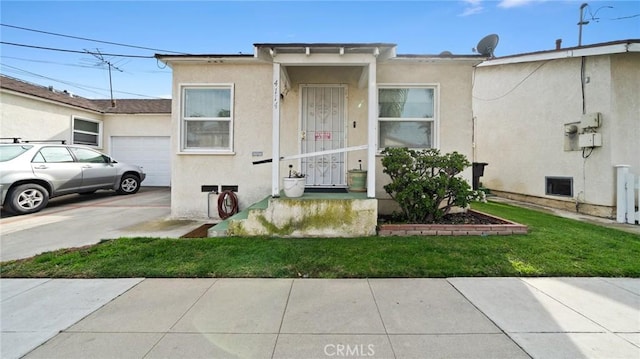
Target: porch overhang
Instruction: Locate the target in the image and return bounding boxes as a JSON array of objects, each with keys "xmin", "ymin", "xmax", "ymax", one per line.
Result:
[
  {"xmin": 262, "ymin": 44, "xmax": 395, "ymax": 199},
  {"xmin": 254, "ymin": 43, "xmax": 397, "ymax": 63}
]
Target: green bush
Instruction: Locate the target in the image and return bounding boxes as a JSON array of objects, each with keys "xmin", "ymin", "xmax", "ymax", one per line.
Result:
[{"xmin": 381, "ymin": 147, "xmax": 484, "ymax": 223}]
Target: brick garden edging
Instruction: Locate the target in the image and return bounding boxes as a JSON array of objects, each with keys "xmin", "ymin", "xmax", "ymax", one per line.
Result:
[{"xmin": 378, "ymin": 210, "xmax": 528, "ymax": 236}]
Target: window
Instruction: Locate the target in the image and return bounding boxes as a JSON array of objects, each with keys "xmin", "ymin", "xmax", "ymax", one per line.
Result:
[
  {"xmin": 73, "ymin": 118, "xmax": 102, "ymax": 147},
  {"xmin": 70, "ymin": 147, "xmax": 109, "ymax": 163},
  {"xmin": 0, "ymin": 145, "xmax": 32, "ymax": 162},
  {"xmin": 182, "ymin": 85, "xmax": 233, "ymax": 151},
  {"xmin": 33, "ymin": 147, "xmax": 74, "ymax": 163},
  {"xmin": 546, "ymin": 177, "xmax": 573, "ymax": 197},
  {"xmin": 378, "ymin": 86, "xmax": 436, "ymax": 149}
]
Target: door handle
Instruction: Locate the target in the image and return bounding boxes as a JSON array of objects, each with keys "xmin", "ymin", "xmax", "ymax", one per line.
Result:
[
  {"xmin": 301, "ymin": 131, "xmax": 306, "ymax": 140},
  {"xmin": 33, "ymin": 165, "xmax": 48, "ymax": 169},
  {"xmin": 82, "ymin": 165, "xmax": 92, "ymax": 168}
]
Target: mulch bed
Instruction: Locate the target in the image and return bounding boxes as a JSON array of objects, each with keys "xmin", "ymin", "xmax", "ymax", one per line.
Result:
[{"xmin": 379, "ymin": 211, "xmax": 504, "ymax": 225}]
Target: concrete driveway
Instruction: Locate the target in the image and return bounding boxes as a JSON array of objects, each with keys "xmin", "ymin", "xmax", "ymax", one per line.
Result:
[{"xmin": 0, "ymin": 187, "xmax": 202, "ymax": 262}]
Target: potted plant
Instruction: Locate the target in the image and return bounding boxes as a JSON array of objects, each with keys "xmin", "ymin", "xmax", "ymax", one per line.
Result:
[
  {"xmin": 283, "ymin": 164, "xmax": 306, "ymax": 198},
  {"xmin": 347, "ymin": 160, "xmax": 367, "ymax": 192}
]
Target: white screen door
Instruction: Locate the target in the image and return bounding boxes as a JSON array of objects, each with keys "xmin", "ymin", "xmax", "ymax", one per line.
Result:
[{"xmin": 301, "ymin": 86, "xmax": 346, "ymax": 186}]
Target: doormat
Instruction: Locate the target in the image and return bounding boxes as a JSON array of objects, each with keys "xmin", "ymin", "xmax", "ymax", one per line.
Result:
[{"xmin": 304, "ymin": 187, "xmax": 349, "ymax": 193}]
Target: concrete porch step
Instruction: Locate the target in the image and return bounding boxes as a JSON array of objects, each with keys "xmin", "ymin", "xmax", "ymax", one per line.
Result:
[
  {"xmin": 207, "ymin": 196, "xmax": 270, "ymax": 237},
  {"xmin": 208, "ymin": 192, "xmax": 377, "ymax": 238}
]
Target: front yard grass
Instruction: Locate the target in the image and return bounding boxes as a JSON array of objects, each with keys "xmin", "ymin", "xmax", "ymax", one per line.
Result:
[{"xmin": 1, "ymin": 201, "xmax": 638, "ymax": 278}]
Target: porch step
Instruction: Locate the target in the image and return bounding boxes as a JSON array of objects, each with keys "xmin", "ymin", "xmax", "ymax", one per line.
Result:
[
  {"xmin": 207, "ymin": 196, "xmax": 270, "ymax": 237},
  {"xmin": 208, "ymin": 192, "xmax": 377, "ymax": 238}
]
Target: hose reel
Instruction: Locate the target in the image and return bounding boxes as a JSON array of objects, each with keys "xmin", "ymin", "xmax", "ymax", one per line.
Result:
[{"xmin": 217, "ymin": 190, "xmax": 239, "ymax": 219}]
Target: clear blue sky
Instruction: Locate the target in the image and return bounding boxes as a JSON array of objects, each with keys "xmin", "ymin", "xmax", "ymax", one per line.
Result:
[{"xmin": 1, "ymin": 0, "xmax": 638, "ymax": 99}]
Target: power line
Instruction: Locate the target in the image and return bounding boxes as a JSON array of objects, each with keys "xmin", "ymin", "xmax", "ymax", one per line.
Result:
[
  {"xmin": 0, "ymin": 63, "xmax": 166, "ymax": 99},
  {"xmin": 1, "ymin": 63, "xmax": 110, "ymax": 97},
  {"xmin": 609, "ymin": 14, "xmax": 640, "ymax": 20},
  {"xmin": 0, "ymin": 41, "xmax": 154, "ymax": 58},
  {"xmin": 472, "ymin": 61, "xmax": 548, "ymax": 102},
  {"xmin": 1, "ymin": 23, "xmax": 188, "ymax": 55},
  {"xmin": 0, "ymin": 55, "xmax": 106, "ymax": 69}
]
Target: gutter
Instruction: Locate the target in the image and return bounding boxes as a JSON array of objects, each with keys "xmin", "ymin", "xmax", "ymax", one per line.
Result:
[{"xmin": 478, "ymin": 40, "xmax": 639, "ymax": 67}]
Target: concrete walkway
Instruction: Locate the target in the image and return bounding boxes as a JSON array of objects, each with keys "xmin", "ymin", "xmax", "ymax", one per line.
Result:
[{"xmin": 2, "ymin": 277, "xmax": 638, "ymax": 359}]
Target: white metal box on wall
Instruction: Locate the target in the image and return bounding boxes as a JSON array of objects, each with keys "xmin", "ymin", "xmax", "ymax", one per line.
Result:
[
  {"xmin": 580, "ymin": 112, "xmax": 602, "ymax": 129},
  {"xmin": 578, "ymin": 133, "xmax": 603, "ymax": 148}
]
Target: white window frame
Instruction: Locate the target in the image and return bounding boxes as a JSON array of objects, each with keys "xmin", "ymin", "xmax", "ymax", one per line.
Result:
[
  {"xmin": 377, "ymin": 83, "xmax": 439, "ymax": 150},
  {"xmin": 179, "ymin": 83, "xmax": 234, "ymax": 154},
  {"xmin": 71, "ymin": 116, "xmax": 103, "ymax": 148}
]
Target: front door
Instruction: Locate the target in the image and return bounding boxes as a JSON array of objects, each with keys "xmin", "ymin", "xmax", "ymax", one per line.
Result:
[{"xmin": 300, "ymin": 85, "xmax": 346, "ymax": 187}]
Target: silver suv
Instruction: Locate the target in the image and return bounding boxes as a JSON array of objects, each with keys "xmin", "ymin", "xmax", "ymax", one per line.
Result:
[{"xmin": 1, "ymin": 140, "xmax": 146, "ymax": 215}]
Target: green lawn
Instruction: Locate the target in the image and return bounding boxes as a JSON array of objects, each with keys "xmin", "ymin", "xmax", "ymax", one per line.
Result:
[{"xmin": 1, "ymin": 201, "xmax": 638, "ymax": 278}]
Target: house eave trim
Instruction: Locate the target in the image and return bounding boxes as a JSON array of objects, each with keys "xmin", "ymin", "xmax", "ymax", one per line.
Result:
[
  {"xmin": 478, "ymin": 42, "xmax": 640, "ymax": 67},
  {"xmin": 155, "ymin": 55, "xmax": 258, "ymax": 65},
  {"xmin": 1, "ymin": 88, "xmax": 103, "ymax": 114}
]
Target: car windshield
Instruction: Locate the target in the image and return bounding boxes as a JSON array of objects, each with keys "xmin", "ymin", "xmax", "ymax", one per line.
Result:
[{"xmin": 0, "ymin": 145, "xmax": 33, "ymax": 162}]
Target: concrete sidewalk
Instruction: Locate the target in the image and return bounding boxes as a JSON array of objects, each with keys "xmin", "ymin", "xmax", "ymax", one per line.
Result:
[{"xmin": 2, "ymin": 278, "xmax": 638, "ymax": 359}]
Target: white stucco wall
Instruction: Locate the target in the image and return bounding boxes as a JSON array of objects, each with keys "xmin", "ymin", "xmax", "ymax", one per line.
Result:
[
  {"xmin": 103, "ymin": 113, "xmax": 171, "ymax": 154},
  {"xmin": 169, "ymin": 59, "xmax": 478, "ymax": 219},
  {"xmin": 376, "ymin": 60, "xmax": 477, "ymax": 214},
  {"xmin": 0, "ymin": 92, "xmax": 102, "ymax": 146},
  {"xmin": 169, "ymin": 62, "xmax": 274, "ymax": 218},
  {"xmin": 473, "ymin": 52, "xmax": 640, "ymax": 215},
  {"xmin": 610, "ymin": 53, "xmax": 640, "ymax": 169}
]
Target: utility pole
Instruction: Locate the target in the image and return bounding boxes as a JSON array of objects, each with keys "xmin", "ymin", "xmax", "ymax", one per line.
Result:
[{"xmin": 578, "ymin": 3, "xmax": 590, "ymax": 47}]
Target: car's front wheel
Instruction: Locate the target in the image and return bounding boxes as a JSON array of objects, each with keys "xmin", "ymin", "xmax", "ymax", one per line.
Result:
[
  {"xmin": 6, "ymin": 183, "xmax": 50, "ymax": 215},
  {"xmin": 116, "ymin": 174, "xmax": 140, "ymax": 195}
]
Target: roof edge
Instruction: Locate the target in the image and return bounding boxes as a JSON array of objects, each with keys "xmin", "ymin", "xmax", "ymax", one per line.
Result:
[{"xmin": 479, "ymin": 39, "xmax": 640, "ymax": 66}]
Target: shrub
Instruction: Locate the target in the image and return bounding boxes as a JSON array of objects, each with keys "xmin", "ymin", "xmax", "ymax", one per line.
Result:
[{"xmin": 381, "ymin": 147, "xmax": 484, "ymax": 223}]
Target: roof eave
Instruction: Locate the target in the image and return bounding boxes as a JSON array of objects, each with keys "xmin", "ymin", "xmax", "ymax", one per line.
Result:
[
  {"xmin": 155, "ymin": 54, "xmax": 257, "ymax": 65},
  {"xmin": 479, "ymin": 39, "xmax": 640, "ymax": 67}
]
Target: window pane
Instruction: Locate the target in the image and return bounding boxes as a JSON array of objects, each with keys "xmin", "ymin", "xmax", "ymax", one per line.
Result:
[
  {"xmin": 0, "ymin": 145, "xmax": 32, "ymax": 162},
  {"xmin": 379, "ymin": 88, "xmax": 433, "ymax": 118},
  {"xmin": 186, "ymin": 120, "xmax": 230, "ymax": 148},
  {"xmin": 546, "ymin": 177, "xmax": 573, "ymax": 197},
  {"xmin": 184, "ymin": 88, "xmax": 231, "ymax": 118},
  {"xmin": 37, "ymin": 147, "xmax": 74, "ymax": 163},
  {"xmin": 379, "ymin": 121, "xmax": 432, "ymax": 148},
  {"xmin": 74, "ymin": 119, "xmax": 99, "ymax": 133},
  {"xmin": 70, "ymin": 148, "xmax": 107, "ymax": 163},
  {"xmin": 73, "ymin": 132, "xmax": 98, "ymax": 146}
]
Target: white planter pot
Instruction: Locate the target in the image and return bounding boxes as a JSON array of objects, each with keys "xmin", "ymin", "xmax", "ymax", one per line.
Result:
[{"xmin": 283, "ymin": 177, "xmax": 306, "ymax": 198}]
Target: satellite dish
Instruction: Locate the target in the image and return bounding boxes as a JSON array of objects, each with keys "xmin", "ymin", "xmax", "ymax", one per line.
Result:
[
  {"xmin": 475, "ymin": 34, "xmax": 499, "ymax": 57},
  {"xmin": 439, "ymin": 50, "xmax": 453, "ymax": 56}
]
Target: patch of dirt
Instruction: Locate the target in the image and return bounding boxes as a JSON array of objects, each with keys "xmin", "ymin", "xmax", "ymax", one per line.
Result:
[
  {"xmin": 379, "ymin": 211, "xmax": 503, "ymax": 225},
  {"xmin": 181, "ymin": 224, "xmax": 215, "ymax": 238}
]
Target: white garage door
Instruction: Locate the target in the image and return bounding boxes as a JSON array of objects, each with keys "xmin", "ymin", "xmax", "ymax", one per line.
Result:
[{"xmin": 111, "ymin": 136, "xmax": 170, "ymax": 186}]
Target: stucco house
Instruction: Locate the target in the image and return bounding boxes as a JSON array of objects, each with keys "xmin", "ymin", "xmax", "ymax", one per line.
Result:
[
  {"xmin": 473, "ymin": 39, "xmax": 639, "ymax": 220},
  {"xmin": 0, "ymin": 75, "xmax": 172, "ymax": 186},
  {"xmin": 156, "ymin": 43, "xmax": 485, "ymax": 234}
]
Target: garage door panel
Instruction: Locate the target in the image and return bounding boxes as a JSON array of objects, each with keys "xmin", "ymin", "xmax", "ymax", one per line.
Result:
[{"xmin": 111, "ymin": 136, "xmax": 170, "ymax": 187}]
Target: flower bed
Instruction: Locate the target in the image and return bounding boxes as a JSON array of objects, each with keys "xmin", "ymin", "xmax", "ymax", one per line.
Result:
[{"xmin": 378, "ymin": 210, "xmax": 528, "ymax": 236}]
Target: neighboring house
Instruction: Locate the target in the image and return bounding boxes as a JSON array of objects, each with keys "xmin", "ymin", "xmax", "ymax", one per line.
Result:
[
  {"xmin": 0, "ymin": 75, "xmax": 172, "ymax": 186},
  {"xmin": 473, "ymin": 39, "xmax": 640, "ymax": 219},
  {"xmin": 157, "ymin": 43, "xmax": 484, "ymax": 219}
]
